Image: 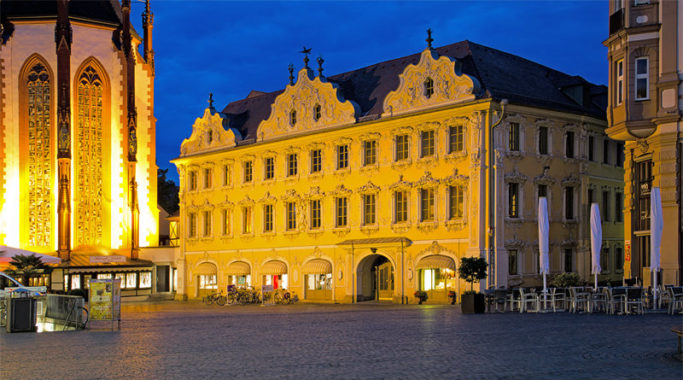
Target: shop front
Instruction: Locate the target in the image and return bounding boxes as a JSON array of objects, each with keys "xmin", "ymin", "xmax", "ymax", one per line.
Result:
[
  {"xmin": 195, "ymin": 262, "xmax": 218, "ymax": 298},
  {"xmin": 226, "ymin": 261, "xmax": 251, "ymax": 288},
  {"xmin": 302, "ymin": 259, "xmax": 332, "ymax": 301},
  {"xmin": 261, "ymin": 260, "xmax": 288, "ymax": 290},
  {"xmin": 416, "ymin": 255, "xmax": 457, "ymax": 304}
]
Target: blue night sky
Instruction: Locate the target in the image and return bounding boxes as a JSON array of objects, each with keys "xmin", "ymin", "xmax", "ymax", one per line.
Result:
[{"xmin": 140, "ymin": 0, "xmax": 608, "ymax": 183}]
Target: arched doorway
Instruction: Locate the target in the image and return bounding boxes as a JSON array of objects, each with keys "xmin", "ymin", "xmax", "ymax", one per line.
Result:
[
  {"xmin": 226, "ymin": 261, "xmax": 251, "ymax": 288},
  {"xmin": 356, "ymin": 254, "xmax": 394, "ymax": 302},
  {"xmin": 416, "ymin": 255, "xmax": 456, "ymax": 303},
  {"xmin": 195, "ymin": 262, "xmax": 217, "ymax": 298},
  {"xmin": 302, "ymin": 259, "xmax": 332, "ymax": 301},
  {"xmin": 261, "ymin": 260, "xmax": 288, "ymax": 290}
]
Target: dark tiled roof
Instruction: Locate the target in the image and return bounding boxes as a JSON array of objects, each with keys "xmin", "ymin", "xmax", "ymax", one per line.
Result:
[
  {"xmin": 222, "ymin": 40, "xmax": 606, "ymax": 142},
  {"xmin": 1, "ymin": 0, "xmax": 122, "ymax": 26}
]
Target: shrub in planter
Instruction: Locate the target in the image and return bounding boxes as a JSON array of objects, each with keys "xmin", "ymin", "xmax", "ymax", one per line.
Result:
[
  {"xmin": 448, "ymin": 290, "xmax": 457, "ymax": 305},
  {"xmin": 550, "ymin": 272, "xmax": 581, "ymax": 288},
  {"xmin": 458, "ymin": 257, "xmax": 488, "ymax": 314},
  {"xmin": 414, "ymin": 290, "xmax": 428, "ymax": 304}
]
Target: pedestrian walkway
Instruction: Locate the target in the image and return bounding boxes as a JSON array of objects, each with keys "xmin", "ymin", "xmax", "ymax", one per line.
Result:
[{"xmin": 1, "ymin": 302, "xmax": 681, "ymax": 379}]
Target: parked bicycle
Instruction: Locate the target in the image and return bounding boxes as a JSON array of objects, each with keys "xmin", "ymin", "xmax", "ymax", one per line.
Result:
[{"xmin": 204, "ymin": 291, "xmax": 227, "ymax": 306}]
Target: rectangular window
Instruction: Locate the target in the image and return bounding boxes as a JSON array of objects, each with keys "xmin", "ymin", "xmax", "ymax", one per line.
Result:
[
  {"xmin": 602, "ymin": 190, "xmax": 610, "ymax": 222},
  {"xmin": 615, "ymin": 247, "xmax": 623, "ymax": 272},
  {"xmin": 203, "ymin": 168, "xmax": 212, "ymax": 189},
  {"xmin": 565, "ymin": 187, "xmax": 574, "ymax": 220},
  {"xmin": 588, "ymin": 136, "xmax": 594, "ymax": 161},
  {"xmin": 508, "ymin": 183, "xmax": 519, "ymax": 218},
  {"xmin": 394, "ymin": 191, "xmax": 408, "ymax": 223},
  {"xmin": 336, "ymin": 197, "xmax": 348, "ymax": 227},
  {"xmin": 449, "ymin": 185, "xmax": 464, "ymax": 219},
  {"xmin": 243, "ymin": 161, "xmax": 253, "ymax": 183},
  {"xmin": 222, "ymin": 165, "xmax": 231, "ymax": 186},
  {"xmin": 636, "ymin": 160, "xmax": 652, "ymax": 231},
  {"xmin": 286, "ymin": 202, "xmax": 296, "ymax": 230},
  {"xmin": 538, "ymin": 127, "xmax": 548, "ymax": 155},
  {"xmin": 287, "ymin": 153, "xmax": 298, "ymax": 176},
  {"xmin": 263, "ymin": 204, "xmax": 273, "ymax": 232},
  {"xmin": 565, "ymin": 131, "xmax": 574, "ymax": 158},
  {"xmin": 395, "ymin": 135, "xmax": 409, "ymax": 161},
  {"xmin": 508, "ymin": 249, "xmax": 518, "ymax": 275},
  {"xmin": 635, "ymin": 57, "xmax": 649, "ymax": 100},
  {"xmin": 601, "ymin": 247, "xmax": 610, "ymax": 273},
  {"xmin": 139, "ymin": 272, "xmax": 152, "ymax": 288},
  {"xmin": 616, "ymin": 59, "xmax": 624, "ymax": 105},
  {"xmin": 449, "ymin": 125, "xmax": 464, "ymax": 153},
  {"xmin": 222, "ymin": 209, "xmax": 231, "ymax": 235},
  {"xmin": 509, "ymin": 122, "xmax": 520, "ymax": 152},
  {"xmin": 189, "ymin": 170, "xmax": 197, "ymax": 191},
  {"xmin": 264, "ymin": 157, "xmax": 274, "ymax": 180},
  {"xmin": 310, "ymin": 199, "xmax": 321, "ymax": 229},
  {"xmin": 603, "ymin": 139, "xmax": 610, "ymax": 164},
  {"xmin": 616, "ymin": 142, "xmax": 624, "ymax": 167},
  {"xmin": 189, "ymin": 212, "xmax": 197, "ymax": 238},
  {"xmin": 538, "ymin": 184, "xmax": 548, "ymax": 199},
  {"xmin": 363, "ymin": 194, "xmax": 376, "ymax": 225},
  {"xmin": 564, "ymin": 248, "xmax": 573, "ymax": 272},
  {"xmin": 337, "ymin": 145, "xmax": 349, "ymax": 169},
  {"xmin": 203, "ymin": 210, "xmax": 211, "ymax": 237},
  {"xmin": 363, "ymin": 140, "xmax": 377, "ymax": 166},
  {"xmin": 126, "ymin": 272, "xmax": 137, "ymax": 289},
  {"xmin": 310, "ymin": 149, "xmax": 322, "ymax": 173},
  {"xmin": 420, "ymin": 188, "xmax": 435, "ymax": 222},
  {"xmin": 242, "ymin": 206, "xmax": 252, "ymax": 234},
  {"xmin": 420, "ymin": 130, "xmax": 435, "ymax": 157},
  {"xmin": 615, "ymin": 193, "xmax": 623, "ymax": 222}
]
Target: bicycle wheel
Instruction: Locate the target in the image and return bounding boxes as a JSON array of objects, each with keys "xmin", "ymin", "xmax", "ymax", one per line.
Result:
[
  {"xmin": 216, "ymin": 296, "xmax": 227, "ymax": 306},
  {"xmin": 206, "ymin": 295, "xmax": 214, "ymax": 305}
]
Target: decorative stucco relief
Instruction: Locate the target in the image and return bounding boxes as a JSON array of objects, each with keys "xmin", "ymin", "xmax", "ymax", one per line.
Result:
[
  {"xmin": 383, "ymin": 48, "xmax": 480, "ymax": 117},
  {"xmin": 180, "ymin": 107, "xmax": 240, "ymax": 157},
  {"xmin": 257, "ymin": 68, "xmax": 359, "ymax": 141}
]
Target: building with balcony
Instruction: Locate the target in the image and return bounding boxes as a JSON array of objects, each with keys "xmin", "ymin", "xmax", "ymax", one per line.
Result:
[
  {"xmin": 603, "ymin": 0, "xmax": 682, "ymax": 285},
  {"xmin": 173, "ymin": 37, "xmax": 624, "ymax": 303}
]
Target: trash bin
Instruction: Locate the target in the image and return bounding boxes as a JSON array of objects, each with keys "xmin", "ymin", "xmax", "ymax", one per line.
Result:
[{"xmin": 6, "ymin": 297, "xmax": 37, "ymax": 333}]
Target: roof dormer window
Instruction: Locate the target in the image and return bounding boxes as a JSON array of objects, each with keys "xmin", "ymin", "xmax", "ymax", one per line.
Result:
[{"xmin": 424, "ymin": 77, "xmax": 434, "ymax": 99}]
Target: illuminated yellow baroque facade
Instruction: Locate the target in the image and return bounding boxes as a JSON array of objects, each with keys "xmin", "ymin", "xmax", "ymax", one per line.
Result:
[
  {"xmin": 0, "ymin": 1, "xmax": 158, "ymax": 279},
  {"xmin": 174, "ymin": 41, "xmax": 624, "ymax": 303}
]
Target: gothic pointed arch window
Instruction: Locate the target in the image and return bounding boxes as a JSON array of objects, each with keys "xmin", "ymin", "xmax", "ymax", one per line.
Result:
[
  {"xmin": 76, "ymin": 64, "xmax": 105, "ymax": 246},
  {"xmin": 20, "ymin": 58, "xmax": 54, "ymax": 248}
]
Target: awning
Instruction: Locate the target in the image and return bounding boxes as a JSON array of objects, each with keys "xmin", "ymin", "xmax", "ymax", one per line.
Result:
[
  {"xmin": 416, "ymin": 255, "xmax": 455, "ymax": 270},
  {"xmin": 225, "ymin": 261, "xmax": 251, "ymax": 275},
  {"xmin": 261, "ymin": 260, "xmax": 287, "ymax": 275},
  {"xmin": 66, "ymin": 266, "xmax": 151, "ymax": 274},
  {"xmin": 195, "ymin": 262, "xmax": 217, "ymax": 275},
  {"xmin": 302, "ymin": 259, "xmax": 332, "ymax": 274}
]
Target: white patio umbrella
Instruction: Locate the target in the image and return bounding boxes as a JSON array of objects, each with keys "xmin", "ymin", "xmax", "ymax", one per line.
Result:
[
  {"xmin": 650, "ymin": 187, "xmax": 663, "ymax": 308},
  {"xmin": 0, "ymin": 245, "xmax": 61, "ymax": 264},
  {"xmin": 590, "ymin": 203, "xmax": 602, "ymax": 290},
  {"xmin": 538, "ymin": 197, "xmax": 550, "ymax": 304}
]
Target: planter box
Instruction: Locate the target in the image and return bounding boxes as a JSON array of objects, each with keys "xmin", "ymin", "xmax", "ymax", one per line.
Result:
[{"xmin": 461, "ymin": 293, "xmax": 485, "ymax": 314}]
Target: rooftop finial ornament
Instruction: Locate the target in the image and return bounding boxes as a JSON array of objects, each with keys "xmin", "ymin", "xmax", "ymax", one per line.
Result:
[
  {"xmin": 317, "ymin": 56, "xmax": 324, "ymax": 77},
  {"xmin": 208, "ymin": 92, "xmax": 214, "ymax": 110},
  {"xmin": 426, "ymin": 28, "xmax": 434, "ymax": 49},
  {"xmin": 300, "ymin": 46, "xmax": 312, "ymax": 68},
  {"xmin": 288, "ymin": 64, "xmax": 294, "ymax": 85}
]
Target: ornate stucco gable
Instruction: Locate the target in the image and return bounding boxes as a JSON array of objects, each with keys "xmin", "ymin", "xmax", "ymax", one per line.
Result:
[
  {"xmin": 383, "ymin": 48, "xmax": 480, "ymax": 117},
  {"xmin": 256, "ymin": 68, "xmax": 360, "ymax": 141},
  {"xmin": 180, "ymin": 107, "xmax": 241, "ymax": 157}
]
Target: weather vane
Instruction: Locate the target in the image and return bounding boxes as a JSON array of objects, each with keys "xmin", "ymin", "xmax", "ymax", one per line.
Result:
[
  {"xmin": 426, "ymin": 28, "xmax": 433, "ymax": 49},
  {"xmin": 300, "ymin": 46, "xmax": 312, "ymax": 68},
  {"xmin": 317, "ymin": 56, "xmax": 324, "ymax": 77},
  {"xmin": 208, "ymin": 92, "xmax": 214, "ymax": 109},
  {"xmin": 288, "ymin": 64, "xmax": 294, "ymax": 85}
]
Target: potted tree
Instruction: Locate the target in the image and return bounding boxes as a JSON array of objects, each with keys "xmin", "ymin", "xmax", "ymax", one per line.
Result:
[
  {"xmin": 458, "ymin": 257, "xmax": 488, "ymax": 314},
  {"xmin": 414, "ymin": 290, "xmax": 428, "ymax": 304}
]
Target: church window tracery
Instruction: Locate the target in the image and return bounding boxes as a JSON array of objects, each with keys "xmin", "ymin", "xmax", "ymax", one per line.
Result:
[
  {"xmin": 76, "ymin": 65, "xmax": 104, "ymax": 246},
  {"xmin": 26, "ymin": 62, "xmax": 52, "ymax": 247}
]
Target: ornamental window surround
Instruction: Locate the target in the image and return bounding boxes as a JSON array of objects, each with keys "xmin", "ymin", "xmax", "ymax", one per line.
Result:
[
  {"xmin": 287, "ymin": 153, "xmax": 298, "ymax": 177},
  {"xmin": 508, "ymin": 183, "xmax": 520, "ymax": 218},
  {"xmin": 448, "ymin": 185, "xmax": 464, "ymax": 220},
  {"xmin": 508, "ymin": 122, "xmax": 521, "ymax": 152},
  {"xmin": 538, "ymin": 126, "xmax": 549, "ymax": 155},
  {"xmin": 310, "ymin": 149, "xmax": 322, "ymax": 174},
  {"xmin": 420, "ymin": 187, "xmax": 435, "ymax": 222},
  {"xmin": 286, "ymin": 202, "xmax": 297, "ymax": 231},
  {"xmin": 243, "ymin": 160, "xmax": 253, "ymax": 183},
  {"xmin": 203, "ymin": 210, "xmax": 212, "ymax": 237},
  {"xmin": 264, "ymin": 157, "xmax": 275, "ymax": 180},
  {"xmin": 221, "ymin": 208, "xmax": 232, "ymax": 236},
  {"xmin": 563, "ymin": 186, "xmax": 576, "ymax": 221},
  {"xmin": 189, "ymin": 170, "xmax": 198, "ymax": 191},
  {"xmin": 395, "ymin": 134, "xmax": 409, "ymax": 161},
  {"xmin": 263, "ymin": 204, "xmax": 274, "ymax": 233},
  {"xmin": 508, "ymin": 249, "xmax": 519, "ymax": 275},
  {"xmin": 222, "ymin": 164, "xmax": 232, "ymax": 187},
  {"xmin": 337, "ymin": 144, "xmax": 349, "ymax": 170},
  {"xmin": 242, "ymin": 206, "xmax": 252, "ymax": 234},
  {"xmin": 362, "ymin": 193, "xmax": 376, "ymax": 226},
  {"xmin": 394, "ymin": 190, "xmax": 409, "ymax": 223},
  {"xmin": 420, "ymin": 130, "xmax": 435, "ymax": 158},
  {"xmin": 565, "ymin": 131, "xmax": 575, "ymax": 159},
  {"xmin": 310, "ymin": 199, "xmax": 322, "ymax": 230},
  {"xmin": 335, "ymin": 197, "xmax": 348, "ymax": 227},
  {"xmin": 188, "ymin": 212, "xmax": 197, "ymax": 238},
  {"xmin": 203, "ymin": 167, "xmax": 212, "ymax": 189},
  {"xmin": 363, "ymin": 140, "xmax": 377, "ymax": 166}
]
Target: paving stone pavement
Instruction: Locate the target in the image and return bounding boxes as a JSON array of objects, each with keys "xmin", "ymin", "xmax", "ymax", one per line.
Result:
[{"xmin": 1, "ymin": 302, "xmax": 682, "ymax": 379}]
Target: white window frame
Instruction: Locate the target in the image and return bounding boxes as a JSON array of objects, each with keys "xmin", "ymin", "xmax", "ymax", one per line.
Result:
[
  {"xmin": 616, "ymin": 59, "xmax": 624, "ymax": 105},
  {"xmin": 635, "ymin": 57, "xmax": 649, "ymax": 100}
]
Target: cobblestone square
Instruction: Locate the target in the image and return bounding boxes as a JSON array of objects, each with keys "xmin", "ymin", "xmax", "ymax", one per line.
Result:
[{"xmin": 1, "ymin": 302, "xmax": 681, "ymax": 379}]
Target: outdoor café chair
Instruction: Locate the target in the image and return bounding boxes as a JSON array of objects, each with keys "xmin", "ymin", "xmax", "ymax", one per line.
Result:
[
  {"xmin": 625, "ymin": 287, "xmax": 644, "ymax": 315},
  {"xmin": 493, "ymin": 289, "xmax": 507, "ymax": 312},
  {"xmin": 520, "ymin": 288, "xmax": 539, "ymax": 313},
  {"xmin": 588, "ymin": 287, "xmax": 608, "ymax": 313},
  {"xmin": 550, "ymin": 287, "xmax": 567, "ymax": 312},
  {"xmin": 608, "ymin": 287, "xmax": 626, "ymax": 315},
  {"xmin": 669, "ymin": 287, "xmax": 683, "ymax": 315},
  {"xmin": 507, "ymin": 288, "xmax": 521, "ymax": 312},
  {"xmin": 569, "ymin": 287, "xmax": 589, "ymax": 313}
]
